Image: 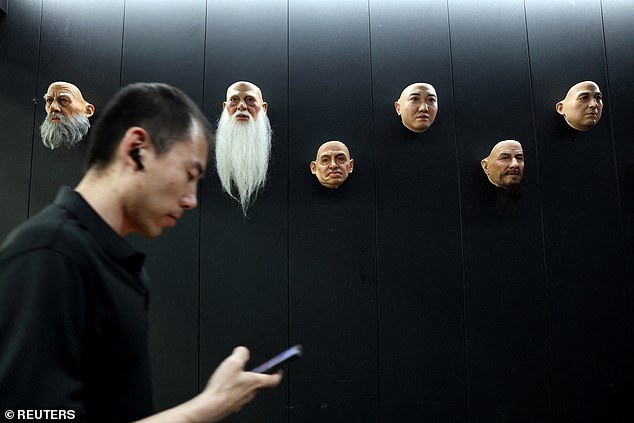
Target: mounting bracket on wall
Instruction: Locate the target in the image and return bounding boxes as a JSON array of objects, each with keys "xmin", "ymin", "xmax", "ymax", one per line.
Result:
[{"xmin": 0, "ymin": 0, "xmax": 7, "ymax": 15}]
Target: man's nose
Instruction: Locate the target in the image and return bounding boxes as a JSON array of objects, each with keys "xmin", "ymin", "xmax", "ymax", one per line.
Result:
[
  {"xmin": 510, "ymin": 158, "xmax": 519, "ymax": 167},
  {"xmin": 237, "ymin": 100, "xmax": 247, "ymax": 110},
  {"xmin": 589, "ymin": 98, "xmax": 599, "ymax": 108},
  {"xmin": 180, "ymin": 192, "xmax": 198, "ymax": 210}
]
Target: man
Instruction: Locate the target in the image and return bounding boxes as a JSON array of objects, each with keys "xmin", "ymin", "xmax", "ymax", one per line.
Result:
[
  {"xmin": 0, "ymin": 83, "xmax": 281, "ymax": 422},
  {"xmin": 394, "ymin": 82, "xmax": 438, "ymax": 133},
  {"xmin": 481, "ymin": 140, "xmax": 525, "ymax": 189},
  {"xmin": 310, "ymin": 140, "xmax": 354, "ymax": 189},
  {"xmin": 555, "ymin": 81, "xmax": 603, "ymax": 131},
  {"xmin": 41, "ymin": 81, "xmax": 95, "ymax": 149},
  {"xmin": 215, "ymin": 81, "xmax": 272, "ymax": 215}
]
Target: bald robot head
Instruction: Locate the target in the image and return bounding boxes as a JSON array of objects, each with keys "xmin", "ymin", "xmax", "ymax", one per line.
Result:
[
  {"xmin": 555, "ymin": 81, "xmax": 603, "ymax": 131},
  {"xmin": 223, "ymin": 81, "xmax": 268, "ymax": 121},
  {"xmin": 40, "ymin": 81, "xmax": 94, "ymax": 149},
  {"xmin": 481, "ymin": 140, "xmax": 524, "ymax": 188},
  {"xmin": 395, "ymin": 82, "xmax": 438, "ymax": 133},
  {"xmin": 310, "ymin": 140, "xmax": 354, "ymax": 189}
]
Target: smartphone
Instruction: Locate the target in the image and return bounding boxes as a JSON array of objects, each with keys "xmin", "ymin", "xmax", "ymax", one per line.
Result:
[{"xmin": 250, "ymin": 344, "xmax": 303, "ymax": 373}]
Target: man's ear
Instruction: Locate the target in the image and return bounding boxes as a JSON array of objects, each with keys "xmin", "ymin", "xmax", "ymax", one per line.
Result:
[
  {"xmin": 394, "ymin": 101, "xmax": 401, "ymax": 115},
  {"xmin": 118, "ymin": 127, "xmax": 152, "ymax": 170},
  {"xmin": 481, "ymin": 158, "xmax": 489, "ymax": 174},
  {"xmin": 262, "ymin": 101, "xmax": 268, "ymax": 112},
  {"xmin": 310, "ymin": 161, "xmax": 317, "ymax": 175},
  {"xmin": 348, "ymin": 159, "xmax": 354, "ymax": 174},
  {"xmin": 84, "ymin": 103, "xmax": 95, "ymax": 118},
  {"xmin": 555, "ymin": 101, "xmax": 565, "ymax": 115}
]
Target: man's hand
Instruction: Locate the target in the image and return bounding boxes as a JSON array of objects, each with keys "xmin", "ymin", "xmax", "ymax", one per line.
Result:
[
  {"xmin": 195, "ymin": 346, "xmax": 283, "ymax": 421},
  {"xmin": 134, "ymin": 346, "xmax": 283, "ymax": 423}
]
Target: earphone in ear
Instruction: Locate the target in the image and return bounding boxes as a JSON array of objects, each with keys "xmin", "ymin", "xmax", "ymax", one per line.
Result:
[{"xmin": 130, "ymin": 148, "xmax": 144, "ymax": 170}]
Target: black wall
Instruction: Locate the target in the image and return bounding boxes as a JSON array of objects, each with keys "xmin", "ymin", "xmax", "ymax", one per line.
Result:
[{"xmin": 1, "ymin": 0, "xmax": 633, "ymax": 421}]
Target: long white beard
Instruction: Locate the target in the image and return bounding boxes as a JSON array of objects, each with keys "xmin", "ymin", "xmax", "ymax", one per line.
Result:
[
  {"xmin": 40, "ymin": 112, "xmax": 90, "ymax": 150},
  {"xmin": 215, "ymin": 109, "xmax": 272, "ymax": 215}
]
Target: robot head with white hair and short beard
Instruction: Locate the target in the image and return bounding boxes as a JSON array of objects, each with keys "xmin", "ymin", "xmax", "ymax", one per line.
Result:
[
  {"xmin": 40, "ymin": 81, "xmax": 94, "ymax": 150},
  {"xmin": 215, "ymin": 81, "xmax": 272, "ymax": 215}
]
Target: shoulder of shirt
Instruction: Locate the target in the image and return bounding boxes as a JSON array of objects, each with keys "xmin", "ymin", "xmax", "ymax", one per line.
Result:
[{"xmin": 0, "ymin": 202, "xmax": 96, "ymax": 264}]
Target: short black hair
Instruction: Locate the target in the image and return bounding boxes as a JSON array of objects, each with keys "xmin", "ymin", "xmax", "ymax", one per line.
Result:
[{"xmin": 86, "ymin": 82, "xmax": 211, "ymax": 170}]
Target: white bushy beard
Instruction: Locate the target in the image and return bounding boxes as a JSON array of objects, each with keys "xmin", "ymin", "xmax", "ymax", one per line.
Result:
[
  {"xmin": 215, "ymin": 108, "xmax": 272, "ymax": 215},
  {"xmin": 40, "ymin": 112, "xmax": 90, "ymax": 150}
]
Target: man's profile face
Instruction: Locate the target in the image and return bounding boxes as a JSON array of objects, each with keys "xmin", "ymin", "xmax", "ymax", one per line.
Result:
[
  {"xmin": 223, "ymin": 81, "xmax": 267, "ymax": 122},
  {"xmin": 556, "ymin": 81, "xmax": 603, "ymax": 131},
  {"xmin": 126, "ymin": 125, "xmax": 208, "ymax": 239},
  {"xmin": 395, "ymin": 83, "xmax": 438, "ymax": 133},
  {"xmin": 310, "ymin": 141, "xmax": 354, "ymax": 189},
  {"xmin": 481, "ymin": 140, "xmax": 524, "ymax": 188}
]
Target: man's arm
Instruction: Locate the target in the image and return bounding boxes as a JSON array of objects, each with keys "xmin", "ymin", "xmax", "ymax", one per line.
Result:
[{"xmin": 135, "ymin": 346, "xmax": 282, "ymax": 423}]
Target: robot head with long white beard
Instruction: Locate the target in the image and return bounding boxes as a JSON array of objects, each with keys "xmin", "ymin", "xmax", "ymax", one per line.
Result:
[
  {"xmin": 40, "ymin": 81, "xmax": 94, "ymax": 150},
  {"xmin": 215, "ymin": 81, "xmax": 272, "ymax": 215}
]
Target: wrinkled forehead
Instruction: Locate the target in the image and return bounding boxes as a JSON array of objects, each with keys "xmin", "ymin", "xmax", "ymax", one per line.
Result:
[
  {"xmin": 567, "ymin": 81, "xmax": 601, "ymax": 99},
  {"xmin": 400, "ymin": 83, "xmax": 436, "ymax": 100},
  {"xmin": 491, "ymin": 140, "xmax": 523, "ymax": 157},
  {"xmin": 316, "ymin": 141, "xmax": 350, "ymax": 159},
  {"xmin": 226, "ymin": 82, "xmax": 263, "ymax": 101},
  {"xmin": 45, "ymin": 82, "xmax": 85, "ymax": 101}
]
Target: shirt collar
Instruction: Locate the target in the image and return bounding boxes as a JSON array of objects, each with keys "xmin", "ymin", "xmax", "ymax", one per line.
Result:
[{"xmin": 53, "ymin": 186, "xmax": 146, "ymax": 274}]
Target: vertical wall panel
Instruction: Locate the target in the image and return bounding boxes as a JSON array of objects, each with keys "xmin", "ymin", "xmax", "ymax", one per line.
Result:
[
  {"xmin": 449, "ymin": 0, "xmax": 551, "ymax": 420},
  {"xmin": 200, "ymin": 1, "xmax": 289, "ymax": 421},
  {"xmin": 370, "ymin": 1, "xmax": 466, "ymax": 421},
  {"xmin": 289, "ymin": 1, "xmax": 377, "ymax": 421},
  {"xmin": 120, "ymin": 0, "xmax": 206, "ymax": 412},
  {"xmin": 526, "ymin": 0, "xmax": 634, "ymax": 420},
  {"xmin": 0, "ymin": 0, "xmax": 41, "ymax": 239},
  {"xmin": 29, "ymin": 0, "xmax": 123, "ymax": 215},
  {"xmin": 603, "ymin": 0, "xmax": 634, "ymax": 343}
]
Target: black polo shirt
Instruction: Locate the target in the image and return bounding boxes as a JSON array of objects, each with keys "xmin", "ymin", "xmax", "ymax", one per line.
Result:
[{"xmin": 0, "ymin": 187, "xmax": 153, "ymax": 422}]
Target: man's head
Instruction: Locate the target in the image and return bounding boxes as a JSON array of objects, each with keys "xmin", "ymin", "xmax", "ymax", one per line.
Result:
[
  {"xmin": 395, "ymin": 83, "xmax": 438, "ymax": 133},
  {"xmin": 215, "ymin": 81, "xmax": 272, "ymax": 214},
  {"xmin": 40, "ymin": 81, "xmax": 95, "ymax": 149},
  {"xmin": 556, "ymin": 81, "xmax": 603, "ymax": 131},
  {"xmin": 310, "ymin": 141, "xmax": 354, "ymax": 189},
  {"xmin": 481, "ymin": 140, "xmax": 524, "ymax": 189},
  {"xmin": 83, "ymin": 83, "xmax": 211, "ymax": 238}
]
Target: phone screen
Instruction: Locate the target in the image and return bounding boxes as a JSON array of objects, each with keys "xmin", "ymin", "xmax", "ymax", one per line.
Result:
[{"xmin": 250, "ymin": 344, "xmax": 303, "ymax": 373}]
